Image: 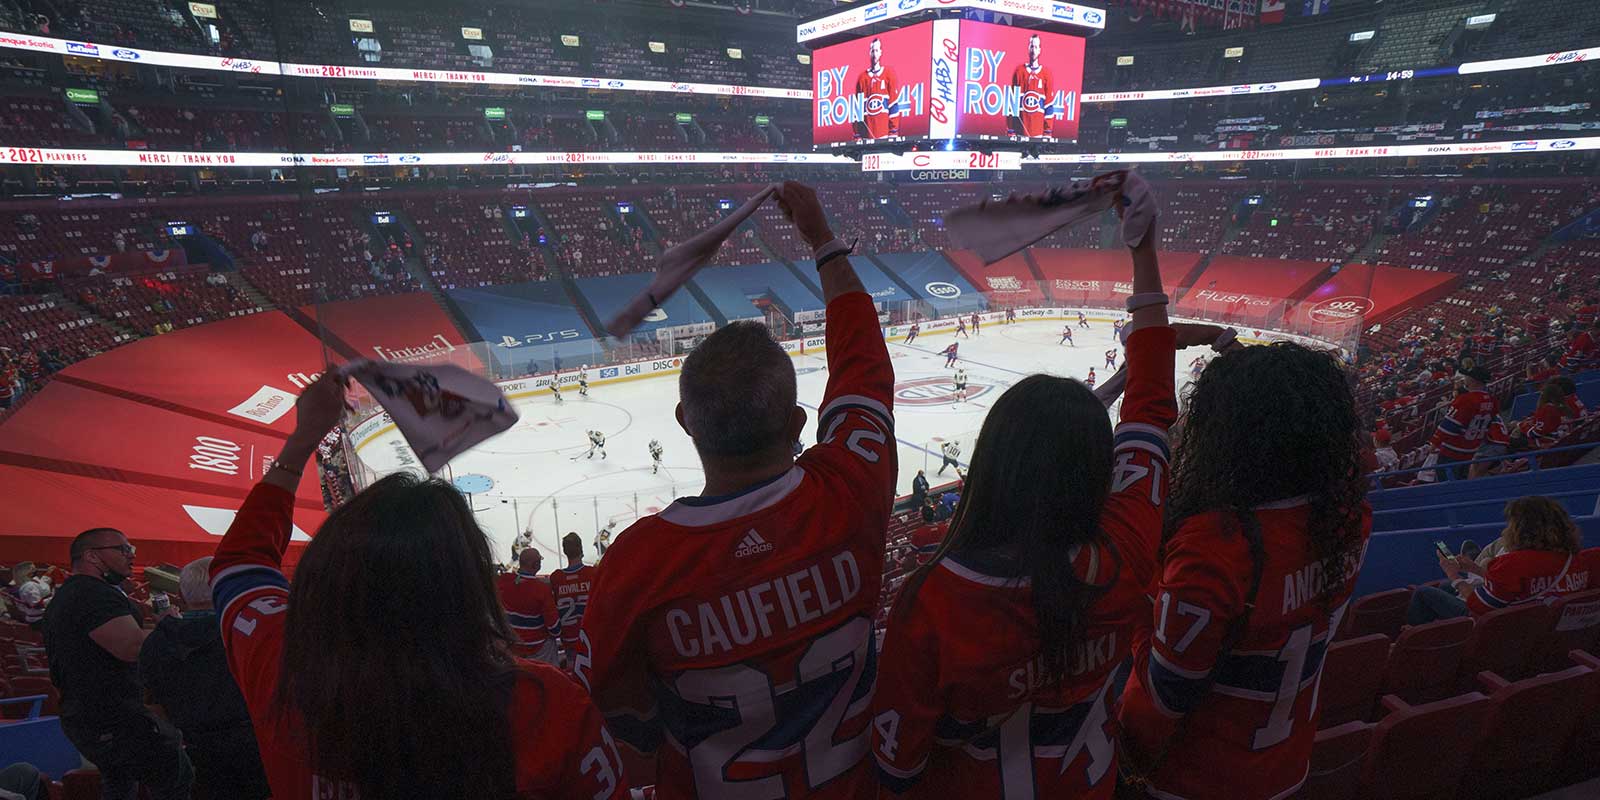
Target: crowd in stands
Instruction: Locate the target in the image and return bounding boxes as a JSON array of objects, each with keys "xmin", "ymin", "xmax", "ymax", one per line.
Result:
[{"xmin": 5, "ymin": 181, "xmax": 1597, "ymax": 800}]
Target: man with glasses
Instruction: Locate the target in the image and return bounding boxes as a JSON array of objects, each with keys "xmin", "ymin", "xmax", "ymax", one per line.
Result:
[{"xmin": 43, "ymin": 528, "xmax": 192, "ymax": 799}]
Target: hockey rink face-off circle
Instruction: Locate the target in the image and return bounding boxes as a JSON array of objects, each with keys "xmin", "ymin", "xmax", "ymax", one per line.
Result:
[{"xmin": 352, "ymin": 320, "xmax": 1203, "ymax": 564}]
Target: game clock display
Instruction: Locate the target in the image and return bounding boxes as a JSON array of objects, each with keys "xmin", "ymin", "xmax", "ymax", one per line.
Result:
[{"xmin": 811, "ymin": 19, "xmax": 1085, "ymax": 147}]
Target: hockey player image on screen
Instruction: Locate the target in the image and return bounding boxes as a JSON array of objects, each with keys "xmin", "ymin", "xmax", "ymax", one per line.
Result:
[
  {"xmin": 1008, "ymin": 34, "xmax": 1055, "ymax": 138},
  {"xmin": 854, "ymin": 38, "xmax": 900, "ymax": 140}
]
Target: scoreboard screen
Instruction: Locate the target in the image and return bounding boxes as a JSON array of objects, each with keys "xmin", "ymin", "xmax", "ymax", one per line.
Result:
[
  {"xmin": 812, "ymin": 22, "xmax": 934, "ymax": 146},
  {"xmin": 955, "ymin": 21, "xmax": 1085, "ymax": 142},
  {"xmin": 812, "ymin": 20, "xmax": 1084, "ymax": 147}
]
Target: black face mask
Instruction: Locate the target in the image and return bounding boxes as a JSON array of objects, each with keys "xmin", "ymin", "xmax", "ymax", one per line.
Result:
[{"xmin": 100, "ymin": 561, "xmax": 130, "ymax": 587}]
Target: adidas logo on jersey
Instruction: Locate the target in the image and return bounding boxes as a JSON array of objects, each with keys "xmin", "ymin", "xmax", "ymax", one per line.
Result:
[{"xmin": 734, "ymin": 529, "xmax": 773, "ymax": 558}]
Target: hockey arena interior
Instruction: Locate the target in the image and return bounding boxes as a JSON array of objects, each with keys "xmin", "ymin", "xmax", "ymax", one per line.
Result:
[{"xmin": 1, "ymin": 0, "xmax": 1600, "ymax": 796}]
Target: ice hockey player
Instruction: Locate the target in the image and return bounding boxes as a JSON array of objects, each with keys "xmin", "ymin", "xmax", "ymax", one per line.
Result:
[
  {"xmin": 1087, "ymin": 367, "xmax": 1097, "ymax": 388},
  {"xmin": 942, "ymin": 341, "xmax": 960, "ymax": 368},
  {"xmin": 955, "ymin": 317, "xmax": 969, "ymax": 338},
  {"xmin": 578, "ymin": 365, "xmax": 590, "ymax": 397},
  {"xmin": 970, "ymin": 312, "xmax": 981, "ymax": 336},
  {"xmin": 549, "ymin": 371, "xmax": 563, "ymax": 403},
  {"xmin": 648, "ymin": 439, "xmax": 663, "ymax": 474},
  {"xmin": 1106, "ymin": 348, "xmax": 1119, "ymax": 369},
  {"xmin": 594, "ymin": 520, "xmax": 614, "ymax": 556},
  {"xmin": 1004, "ymin": 307, "xmax": 1017, "ymax": 324},
  {"xmin": 1060, "ymin": 325, "xmax": 1074, "ymax": 346},
  {"xmin": 586, "ymin": 429, "xmax": 607, "ymax": 460},
  {"xmin": 1078, "ymin": 310, "xmax": 1090, "ymax": 329},
  {"xmin": 953, "ymin": 367, "xmax": 969, "ymax": 403},
  {"xmin": 1113, "ymin": 318, "xmax": 1125, "ymax": 339},
  {"xmin": 938, "ymin": 439, "xmax": 961, "ymax": 476},
  {"xmin": 906, "ymin": 321, "xmax": 921, "ymax": 344}
]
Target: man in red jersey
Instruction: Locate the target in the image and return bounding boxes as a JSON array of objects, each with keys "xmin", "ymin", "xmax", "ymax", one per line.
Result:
[
  {"xmin": 1428, "ymin": 365, "xmax": 1509, "ymax": 481},
  {"xmin": 1559, "ymin": 318, "xmax": 1598, "ymax": 372},
  {"xmin": 211, "ymin": 375, "xmax": 628, "ymax": 800},
  {"xmin": 574, "ymin": 181, "xmax": 896, "ymax": 800},
  {"xmin": 550, "ymin": 532, "xmax": 597, "ymax": 665},
  {"xmin": 854, "ymin": 38, "xmax": 899, "ymax": 139},
  {"xmin": 499, "ymin": 548, "xmax": 561, "ymax": 664},
  {"xmin": 1008, "ymin": 34, "xmax": 1055, "ymax": 138}
]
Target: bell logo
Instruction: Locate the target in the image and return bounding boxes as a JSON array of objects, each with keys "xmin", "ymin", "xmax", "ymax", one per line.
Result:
[{"xmin": 925, "ymin": 281, "xmax": 961, "ymax": 299}]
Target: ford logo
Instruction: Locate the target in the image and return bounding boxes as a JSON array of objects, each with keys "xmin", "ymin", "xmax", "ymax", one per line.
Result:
[
  {"xmin": 898, "ymin": 0, "xmax": 920, "ymax": 9},
  {"xmin": 398, "ymin": 154, "xmax": 422, "ymax": 163},
  {"xmin": 1549, "ymin": 140, "xmax": 1577, "ymax": 149},
  {"xmin": 111, "ymin": 48, "xmax": 141, "ymax": 60},
  {"xmin": 925, "ymin": 281, "xmax": 961, "ymax": 299},
  {"xmin": 1082, "ymin": 10, "xmax": 1103, "ymax": 24}
]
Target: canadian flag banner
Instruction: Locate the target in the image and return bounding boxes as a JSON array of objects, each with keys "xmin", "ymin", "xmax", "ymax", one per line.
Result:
[{"xmin": 1261, "ymin": 0, "xmax": 1286, "ymax": 23}]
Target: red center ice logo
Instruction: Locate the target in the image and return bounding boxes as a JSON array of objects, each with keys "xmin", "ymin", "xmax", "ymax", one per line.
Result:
[
  {"xmin": 893, "ymin": 376, "xmax": 994, "ymax": 406},
  {"xmin": 1308, "ymin": 296, "xmax": 1375, "ymax": 324}
]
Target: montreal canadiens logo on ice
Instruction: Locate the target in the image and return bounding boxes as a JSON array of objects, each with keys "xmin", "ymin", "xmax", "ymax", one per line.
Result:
[{"xmin": 894, "ymin": 376, "xmax": 994, "ymax": 406}]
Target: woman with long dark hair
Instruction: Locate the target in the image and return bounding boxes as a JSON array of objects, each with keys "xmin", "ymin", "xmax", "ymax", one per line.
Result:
[
  {"xmin": 871, "ymin": 221, "xmax": 1179, "ymax": 798},
  {"xmin": 209, "ymin": 374, "xmax": 628, "ymax": 800},
  {"xmin": 1119, "ymin": 341, "xmax": 1372, "ymax": 800}
]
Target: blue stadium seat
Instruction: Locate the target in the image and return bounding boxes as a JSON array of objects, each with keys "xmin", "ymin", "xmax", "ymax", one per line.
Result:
[{"xmin": 0, "ymin": 695, "xmax": 81, "ymax": 778}]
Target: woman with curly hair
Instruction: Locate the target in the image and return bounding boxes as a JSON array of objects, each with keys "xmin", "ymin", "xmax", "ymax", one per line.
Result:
[
  {"xmin": 1410, "ymin": 496, "xmax": 1591, "ymax": 624},
  {"xmin": 1119, "ymin": 342, "xmax": 1372, "ymax": 800}
]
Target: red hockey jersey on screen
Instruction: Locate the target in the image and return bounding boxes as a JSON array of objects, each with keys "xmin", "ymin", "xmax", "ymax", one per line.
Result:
[
  {"xmin": 1120, "ymin": 499, "xmax": 1373, "ymax": 800},
  {"xmin": 856, "ymin": 66, "xmax": 899, "ymax": 138},
  {"xmin": 1429, "ymin": 389, "xmax": 1509, "ymax": 459},
  {"xmin": 1011, "ymin": 63, "xmax": 1055, "ymax": 137},
  {"xmin": 573, "ymin": 291, "xmax": 896, "ymax": 800},
  {"xmin": 498, "ymin": 570, "xmax": 560, "ymax": 652},
  {"xmin": 1466, "ymin": 548, "xmax": 1593, "ymax": 616},
  {"xmin": 211, "ymin": 484, "xmax": 629, "ymax": 800},
  {"xmin": 1520, "ymin": 404, "xmax": 1568, "ymax": 450},
  {"xmin": 550, "ymin": 563, "xmax": 597, "ymax": 646},
  {"xmin": 871, "ymin": 326, "xmax": 1177, "ymax": 800}
]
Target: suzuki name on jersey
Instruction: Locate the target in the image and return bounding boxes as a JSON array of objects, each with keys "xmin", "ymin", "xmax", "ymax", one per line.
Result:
[{"xmin": 665, "ymin": 550, "xmax": 864, "ymax": 658}]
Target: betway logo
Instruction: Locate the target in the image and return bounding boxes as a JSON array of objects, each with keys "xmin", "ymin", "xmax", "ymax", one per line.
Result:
[
  {"xmin": 734, "ymin": 529, "xmax": 773, "ymax": 558},
  {"xmin": 373, "ymin": 333, "xmax": 457, "ymax": 363}
]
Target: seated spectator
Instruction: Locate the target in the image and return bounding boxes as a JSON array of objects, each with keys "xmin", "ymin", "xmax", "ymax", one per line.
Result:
[
  {"xmin": 1428, "ymin": 366, "xmax": 1508, "ymax": 481},
  {"xmin": 0, "ymin": 763, "xmax": 45, "ymax": 800},
  {"xmin": 211, "ymin": 374, "xmax": 628, "ymax": 799},
  {"xmin": 919, "ymin": 496, "xmax": 938, "ymax": 524},
  {"xmin": 139, "ymin": 557, "xmax": 270, "ymax": 800},
  {"xmin": 871, "ymin": 225, "xmax": 1176, "ymax": 797},
  {"xmin": 2, "ymin": 562, "xmax": 49, "ymax": 629},
  {"xmin": 1372, "ymin": 429, "xmax": 1400, "ymax": 474},
  {"xmin": 1518, "ymin": 382, "xmax": 1570, "ymax": 452},
  {"xmin": 1410, "ymin": 496, "xmax": 1592, "ymax": 624},
  {"xmin": 44, "ymin": 529, "xmax": 192, "ymax": 799},
  {"xmin": 1120, "ymin": 340, "xmax": 1371, "ymax": 800},
  {"xmin": 1556, "ymin": 375, "xmax": 1588, "ymax": 419}
]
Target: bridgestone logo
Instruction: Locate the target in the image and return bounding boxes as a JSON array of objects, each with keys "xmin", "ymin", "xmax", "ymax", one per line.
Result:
[{"xmin": 735, "ymin": 529, "xmax": 773, "ymax": 558}]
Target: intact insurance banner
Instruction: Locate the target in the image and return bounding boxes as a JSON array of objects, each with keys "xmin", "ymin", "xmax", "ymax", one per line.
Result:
[
  {"xmin": 955, "ymin": 20, "xmax": 1085, "ymax": 142},
  {"xmin": 812, "ymin": 21, "xmax": 934, "ymax": 145}
]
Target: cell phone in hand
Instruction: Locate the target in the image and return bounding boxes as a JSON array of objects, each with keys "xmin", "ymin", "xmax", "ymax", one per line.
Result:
[{"xmin": 1433, "ymin": 540, "xmax": 1454, "ymax": 559}]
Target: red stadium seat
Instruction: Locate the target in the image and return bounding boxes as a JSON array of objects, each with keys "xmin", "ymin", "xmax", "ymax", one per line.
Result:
[
  {"xmin": 1298, "ymin": 721, "xmax": 1371, "ymax": 800},
  {"xmin": 1339, "ymin": 588, "xmax": 1412, "ymax": 641},
  {"xmin": 1380, "ymin": 617, "xmax": 1473, "ymax": 705},
  {"xmin": 1462, "ymin": 664, "xmax": 1599, "ymax": 800},
  {"xmin": 1318, "ymin": 633, "xmax": 1390, "ymax": 727},
  {"xmin": 1455, "ymin": 602, "xmax": 1550, "ymax": 690},
  {"xmin": 1358, "ymin": 692, "xmax": 1491, "ymax": 800},
  {"xmin": 1563, "ymin": 650, "xmax": 1600, "ymax": 782},
  {"xmin": 5, "ymin": 676, "xmax": 58, "ymax": 715},
  {"xmin": 1537, "ymin": 589, "xmax": 1600, "ymax": 673}
]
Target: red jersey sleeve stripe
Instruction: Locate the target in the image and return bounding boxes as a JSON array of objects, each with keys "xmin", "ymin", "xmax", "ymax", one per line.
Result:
[
  {"xmin": 875, "ymin": 753, "xmax": 927, "ymax": 793},
  {"xmin": 819, "ymin": 393, "xmax": 894, "ymax": 432},
  {"xmin": 211, "ymin": 565, "xmax": 289, "ymax": 621},
  {"xmin": 1473, "ymin": 583, "xmax": 1510, "ymax": 611},
  {"xmin": 1146, "ymin": 649, "xmax": 1211, "ymax": 717}
]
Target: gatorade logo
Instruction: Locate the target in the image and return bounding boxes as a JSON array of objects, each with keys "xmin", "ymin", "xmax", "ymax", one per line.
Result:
[{"xmin": 925, "ymin": 281, "xmax": 961, "ymax": 299}]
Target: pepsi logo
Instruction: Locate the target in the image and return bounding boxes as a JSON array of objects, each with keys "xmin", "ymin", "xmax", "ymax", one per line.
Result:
[{"xmin": 925, "ymin": 281, "xmax": 961, "ymax": 299}]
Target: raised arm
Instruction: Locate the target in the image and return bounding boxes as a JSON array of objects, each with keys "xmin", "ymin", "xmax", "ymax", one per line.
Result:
[{"xmin": 777, "ymin": 181, "xmax": 865, "ymax": 303}]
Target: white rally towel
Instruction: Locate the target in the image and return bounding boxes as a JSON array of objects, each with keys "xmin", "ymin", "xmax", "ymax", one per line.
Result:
[
  {"xmin": 341, "ymin": 360, "xmax": 518, "ymax": 473},
  {"xmin": 944, "ymin": 169, "xmax": 1159, "ymax": 265},
  {"xmin": 606, "ymin": 183, "xmax": 781, "ymax": 337}
]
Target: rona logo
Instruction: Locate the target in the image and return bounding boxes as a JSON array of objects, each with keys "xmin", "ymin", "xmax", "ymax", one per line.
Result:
[{"xmin": 925, "ymin": 281, "xmax": 962, "ymax": 299}]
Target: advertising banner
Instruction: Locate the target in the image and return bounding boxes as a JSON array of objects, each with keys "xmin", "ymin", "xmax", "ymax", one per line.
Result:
[
  {"xmin": 812, "ymin": 22, "xmax": 934, "ymax": 145},
  {"xmin": 955, "ymin": 20, "xmax": 1085, "ymax": 141}
]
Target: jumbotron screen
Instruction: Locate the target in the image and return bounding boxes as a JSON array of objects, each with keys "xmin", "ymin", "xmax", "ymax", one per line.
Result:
[
  {"xmin": 955, "ymin": 20, "xmax": 1085, "ymax": 142},
  {"xmin": 811, "ymin": 22, "xmax": 934, "ymax": 145},
  {"xmin": 811, "ymin": 20, "xmax": 1085, "ymax": 147}
]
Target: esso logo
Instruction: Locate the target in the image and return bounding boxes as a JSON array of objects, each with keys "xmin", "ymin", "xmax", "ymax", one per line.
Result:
[
  {"xmin": 1308, "ymin": 296, "xmax": 1374, "ymax": 323},
  {"xmin": 912, "ymin": 154, "xmax": 932, "ymax": 166},
  {"xmin": 925, "ymin": 281, "xmax": 961, "ymax": 299}
]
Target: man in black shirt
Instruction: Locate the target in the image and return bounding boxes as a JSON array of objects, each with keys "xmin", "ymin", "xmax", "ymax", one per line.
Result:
[
  {"xmin": 43, "ymin": 528, "xmax": 192, "ymax": 800},
  {"xmin": 140, "ymin": 557, "xmax": 269, "ymax": 800}
]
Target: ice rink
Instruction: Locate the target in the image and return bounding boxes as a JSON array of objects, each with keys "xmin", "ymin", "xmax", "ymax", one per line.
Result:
[{"xmin": 352, "ymin": 319, "xmax": 1202, "ymax": 565}]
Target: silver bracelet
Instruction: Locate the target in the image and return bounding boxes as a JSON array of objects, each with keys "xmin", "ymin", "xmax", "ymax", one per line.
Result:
[{"xmin": 1125, "ymin": 292, "xmax": 1169, "ymax": 313}]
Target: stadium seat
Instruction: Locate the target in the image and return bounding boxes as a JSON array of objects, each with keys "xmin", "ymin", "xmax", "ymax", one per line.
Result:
[
  {"xmin": 5, "ymin": 676, "xmax": 58, "ymax": 715},
  {"xmin": 1462, "ymin": 664, "xmax": 1599, "ymax": 800},
  {"xmin": 1455, "ymin": 602, "xmax": 1550, "ymax": 690},
  {"xmin": 1358, "ymin": 692, "xmax": 1491, "ymax": 800},
  {"xmin": 1380, "ymin": 618, "xmax": 1472, "ymax": 705},
  {"xmin": 1562, "ymin": 650, "xmax": 1600, "ymax": 781},
  {"xmin": 1339, "ymin": 587, "xmax": 1412, "ymax": 641},
  {"xmin": 1299, "ymin": 721, "xmax": 1371, "ymax": 800},
  {"xmin": 1537, "ymin": 589, "xmax": 1600, "ymax": 673},
  {"xmin": 1318, "ymin": 633, "xmax": 1390, "ymax": 727}
]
